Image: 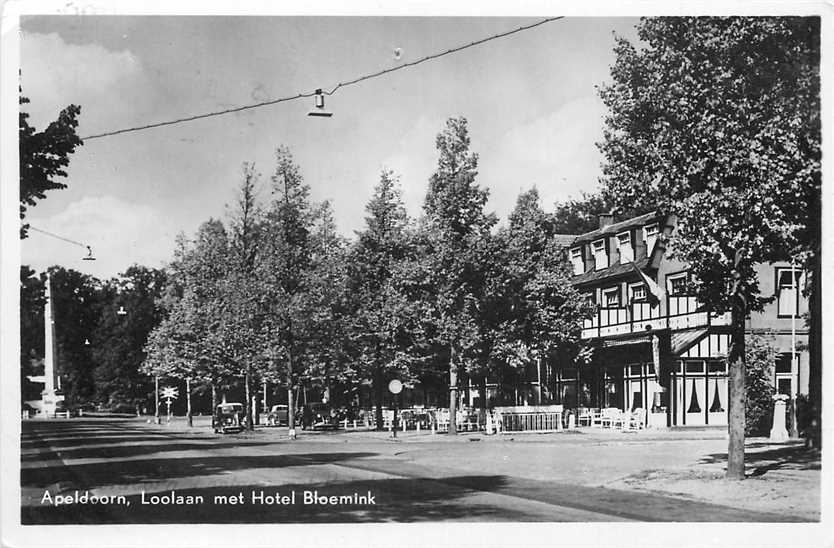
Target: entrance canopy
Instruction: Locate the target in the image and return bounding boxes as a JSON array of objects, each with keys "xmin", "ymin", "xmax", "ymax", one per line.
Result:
[{"xmin": 670, "ymin": 328, "xmax": 710, "ymax": 356}]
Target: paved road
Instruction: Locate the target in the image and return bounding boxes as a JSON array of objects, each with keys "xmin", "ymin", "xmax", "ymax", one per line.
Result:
[{"xmin": 20, "ymin": 418, "xmax": 806, "ymax": 524}]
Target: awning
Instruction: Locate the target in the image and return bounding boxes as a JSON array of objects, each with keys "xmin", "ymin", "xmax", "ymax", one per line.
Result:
[
  {"xmin": 600, "ymin": 333, "xmax": 653, "ymax": 349},
  {"xmin": 670, "ymin": 328, "xmax": 709, "ymax": 355}
]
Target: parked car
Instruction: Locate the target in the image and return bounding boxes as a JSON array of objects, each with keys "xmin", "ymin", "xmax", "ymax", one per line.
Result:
[
  {"xmin": 213, "ymin": 403, "xmax": 244, "ymax": 433},
  {"xmin": 266, "ymin": 405, "xmax": 289, "ymax": 426},
  {"xmin": 307, "ymin": 403, "xmax": 340, "ymax": 430}
]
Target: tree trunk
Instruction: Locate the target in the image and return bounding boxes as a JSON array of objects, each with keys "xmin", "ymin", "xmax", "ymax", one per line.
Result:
[
  {"xmin": 186, "ymin": 378, "xmax": 192, "ymax": 428},
  {"xmin": 726, "ymin": 301, "xmax": 746, "ymax": 480},
  {"xmin": 287, "ymin": 350, "xmax": 295, "ymax": 434},
  {"xmin": 373, "ymin": 364, "xmax": 384, "ymax": 431},
  {"xmin": 253, "ymin": 379, "xmax": 260, "ymax": 426},
  {"xmin": 807, "ymin": 253, "xmax": 821, "ymax": 449},
  {"xmin": 449, "ymin": 345, "xmax": 459, "ymax": 435},
  {"xmin": 211, "ymin": 382, "xmax": 219, "ymax": 431},
  {"xmin": 245, "ymin": 366, "xmax": 253, "ymax": 431},
  {"xmin": 479, "ymin": 376, "xmax": 488, "ymax": 413},
  {"xmin": 154, "ymin": 375, "xmax": 160, "ymax": 424}
]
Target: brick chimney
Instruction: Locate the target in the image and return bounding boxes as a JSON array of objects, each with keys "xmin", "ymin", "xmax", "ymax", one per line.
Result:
[{"xmin": 599, "ymin": 212, "xmax": 614, "ymax": 229}]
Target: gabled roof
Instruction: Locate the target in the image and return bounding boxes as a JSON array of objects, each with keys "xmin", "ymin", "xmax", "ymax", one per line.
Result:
[
  {"xmin": 572, "ymin": 256, "xmax": 651, "ymax": 287},
  {"xmin": 571, "ymin": 211, "xmax": 663, "ymax": 246}
]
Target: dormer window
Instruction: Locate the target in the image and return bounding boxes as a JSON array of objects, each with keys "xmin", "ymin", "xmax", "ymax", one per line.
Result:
[
  {"xmin": 602, "ymin": 287, "xmax": 620, "ymax": 307},
  {"xmin": 570, "ymin": 246, "xmax": 584, "ymax": 276},
  {"xmin": 617, "ymin": 231, "xmax": 633, "ymax": 264},
  {"xmin": 667, "ymin": 272, "xmax": 688, "ymax": 296},
  {"xmin": 644, "ymin": 224, "xmax": 659, "ymax": 254},
  {"xmin": 630, "ymin": 284, "xmax": 646, "ymax": 302},
  {"xmin": 592, "ymin": 239, "xmax": 607, "ymax": 270}
]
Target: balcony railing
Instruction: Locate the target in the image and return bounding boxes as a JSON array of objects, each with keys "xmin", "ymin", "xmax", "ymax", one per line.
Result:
[{"xmin": 581, "ymin": 300, "xmax": 731, "ymax": 339}]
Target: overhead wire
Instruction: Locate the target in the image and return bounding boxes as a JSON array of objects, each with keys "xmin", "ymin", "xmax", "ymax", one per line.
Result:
[
  {"xmin": 79, "ymin": 16, "xmax": 564, "ymax": 141},
  {"xmin": 28, "ymin": 225, "xmax": 88, "ymax": 248}
]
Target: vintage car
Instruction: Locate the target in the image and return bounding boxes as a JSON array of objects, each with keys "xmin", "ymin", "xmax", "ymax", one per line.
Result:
[
  {"xmin": 304, "ymin": 403, "xmax": 340, "ymax": 430},
  {"xmin": 266, "ymin": 405, "xmax": 289, "ymax": 426},
  {"xmin": 213, "ymin": 403, "xmax": 244, "ymax": 433}
]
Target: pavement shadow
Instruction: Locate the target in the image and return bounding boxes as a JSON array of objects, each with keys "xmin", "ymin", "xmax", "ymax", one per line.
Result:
[
  {"xmin": 21, "ymin": 440, "xmax": 281, "ymax": 462},
  {"xmin": 21, "ymin": 436, "xmax": 203, "ymax": 451},
  {"xmin": 698, "ymin": 444, "xmax": 821, "ymax": 476},
  {"xmin": 21, "ymin": 452, "xmax": 377, "ymax": 491},
  {"xmin": 22, "ymin": 475, "xmax": 514, "ymax": 524}
]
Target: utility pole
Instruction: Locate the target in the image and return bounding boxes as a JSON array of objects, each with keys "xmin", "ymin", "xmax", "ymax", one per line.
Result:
[
  {"xmin": 790, "ymin": 262, "xmax": 798, "ymax": 438},
  {"xmin": 154, "ymin": 375, "xmax": 160, "ymax": 424}
]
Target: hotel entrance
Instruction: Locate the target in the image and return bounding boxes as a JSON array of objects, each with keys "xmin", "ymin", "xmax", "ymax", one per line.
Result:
[{"xmin": 670, "ymin": 332, "xmax": 730, "ymax": 427}]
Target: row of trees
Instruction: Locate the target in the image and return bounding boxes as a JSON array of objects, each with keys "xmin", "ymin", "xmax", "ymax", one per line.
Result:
[
  {"xmin": 20, "ymin": 265, "xmax": 167, "ymax": 413},
  {"xmin": 141, "ymin": 120, "xmax": 592, "ymax": 433}
]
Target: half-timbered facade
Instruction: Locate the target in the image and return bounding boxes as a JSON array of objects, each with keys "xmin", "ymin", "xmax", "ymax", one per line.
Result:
[{"xmin": 557, "ymin": 212, "xmax": 809, "ymax": 428}]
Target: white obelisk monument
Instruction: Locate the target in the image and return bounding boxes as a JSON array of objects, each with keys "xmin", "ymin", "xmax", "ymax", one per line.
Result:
[{"xmin": 42, "ymin": 275, "xmax": 64, "ymax": 416}]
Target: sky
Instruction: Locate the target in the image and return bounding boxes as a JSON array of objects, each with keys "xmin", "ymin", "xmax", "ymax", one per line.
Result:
[{"xmin": 19, "ymin": 15, "xmax": 640, "ymax": 279}]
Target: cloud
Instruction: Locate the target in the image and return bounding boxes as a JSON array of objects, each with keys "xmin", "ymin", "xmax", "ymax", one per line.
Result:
[
  {"xmin": 20, "ymin": 32, "xmax": 148, "ymax": 130},
  {"xmin": 23, "ymin": 196, "xmax": 181, "ymax": 279}
]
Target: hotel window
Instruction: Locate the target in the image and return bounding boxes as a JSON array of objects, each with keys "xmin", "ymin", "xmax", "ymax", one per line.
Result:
[
  {"xmin": 570, "ymin": 246, "xmax": 584, "ymax": 276},
  {"xmin": 630, "ymin": 284, "xmax": 646, "ymax": 303},
  {"xmin": 592, "ymin": 239, "xmax": 608, "ymax": 270},
  {"xmin": 602, "ymin": 287, "xmax": 620, "ymax": 307},
  {"xmin": 644, "ymin": 224, "xmax": 659, "ymax": 254},
  {"xmin": 667, "ymin": 273, "xmax": 688, "ymax": 296},
  {"xmin": 775, "ymin": 353, "xmax": 798, "ymax": 374},
  {"xmin": 776, "ymin": 267, "xmax": 802, "ymax": 317},
  {"xmin": 774, "ymin": 354, "xmax": 798, "ymax": 396},
  {"xmin": 616, "ymin": 231, "xmax": 634, "ymax": 264}
]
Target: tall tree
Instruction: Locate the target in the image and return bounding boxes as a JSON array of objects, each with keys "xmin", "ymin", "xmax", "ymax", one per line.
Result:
[
  {"xmin": 307, "ymin": 201, "xmax": 351, "ymax": 390},
  {"xmin": 346, "ymin": 169, "xmax": 413, "ymax": 428},
  {"xmin": 491, "ymin": 189, "xmax": 592, "ymax": 403},
  {"xmin": 19, "ymin": 90, "xmax": 83, "ymax": 238},
  {"xmin": 597, "ymin": 17, "xmax": 821, "ymax": 475},
  {"xmin": 163, "ymin": 220, "xmax": 234, "ymax": 425},
  {"xmin": 258, "ymin": 146, "xmax": 318, "ymax": 435},
  {"xmin": 417, "ymin": 117, "xmax": 497, "ymax": 434},
  {"xmin": 225, "ymin": 163, "xmax": 265, "ymax": 430}
]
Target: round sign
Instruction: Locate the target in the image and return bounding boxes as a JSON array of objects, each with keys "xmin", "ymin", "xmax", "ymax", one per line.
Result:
[{"xmin": 388, "ymin": 379, "xmax": 403, "ymax": 394}]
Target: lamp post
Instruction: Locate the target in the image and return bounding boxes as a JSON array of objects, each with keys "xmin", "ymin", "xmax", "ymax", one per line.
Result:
[
  {"xmin": 790, "ymin": 262, "xmax": 798, "ymax": 438},
  {"xmin": 155, "ymin": 375, "xmax": 160, "ymax": 424},
  {"xmin": 388, "ymin": 379, "xmax": 403, "ymax": 439}
]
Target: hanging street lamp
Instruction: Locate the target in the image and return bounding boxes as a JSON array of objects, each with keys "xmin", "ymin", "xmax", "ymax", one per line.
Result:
[{"xmin": 308, "ymin": 89, "xmax": 333, "ymax": 117}]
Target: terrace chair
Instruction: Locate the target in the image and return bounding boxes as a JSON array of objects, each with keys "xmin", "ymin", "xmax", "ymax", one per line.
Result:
[
  {"xmin": 590, "ymin": 409, "xmax": 605, "ymax": 428},
  {"xmin": 577, "ymin": 408, "xmax": 593, "ymax": 427},
  {"xmin": 609, "ymin": 409, "xmax": 631, "ymax": 428},
  {"xmin": 626, "ymin": 408, "xmax": 646, "ymax": 431}
]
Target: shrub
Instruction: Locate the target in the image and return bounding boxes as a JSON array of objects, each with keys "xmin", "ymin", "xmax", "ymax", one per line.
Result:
[{"xmin": 745, "ymin": 335, "xmax": 776, "ymax": 436}]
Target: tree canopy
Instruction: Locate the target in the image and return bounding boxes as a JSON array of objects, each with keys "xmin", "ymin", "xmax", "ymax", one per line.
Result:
[
  {"xmin": 19, "ymin": 91, "xmax": 83, "ymax": 238},
  {"xmin": 597, "ymin": 16, "xmax": 821, "ymax": 474}
]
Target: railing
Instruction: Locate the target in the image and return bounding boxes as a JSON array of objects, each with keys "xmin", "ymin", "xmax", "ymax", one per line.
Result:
[
  {"xmin": 493, "ymin": 405, "xmax": 564, "ymax": 433},
  {"xmin": 581, "ymin": 303, "xmax": 731, "ymax": 339}
]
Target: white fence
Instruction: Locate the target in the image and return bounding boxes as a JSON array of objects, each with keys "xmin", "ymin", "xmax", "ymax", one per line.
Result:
[{"xmin": 493, "ymin": 405, "xmax": 564, "ymax": 433}]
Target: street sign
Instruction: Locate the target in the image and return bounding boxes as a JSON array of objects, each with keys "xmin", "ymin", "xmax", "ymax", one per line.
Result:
[
  {"xmin": 388, "ymin": 380, "xmax": 403, "ymax": 394},
  {"xmin": 161, "ymin": 387, "xmax": 179, "ymax": 400}
]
